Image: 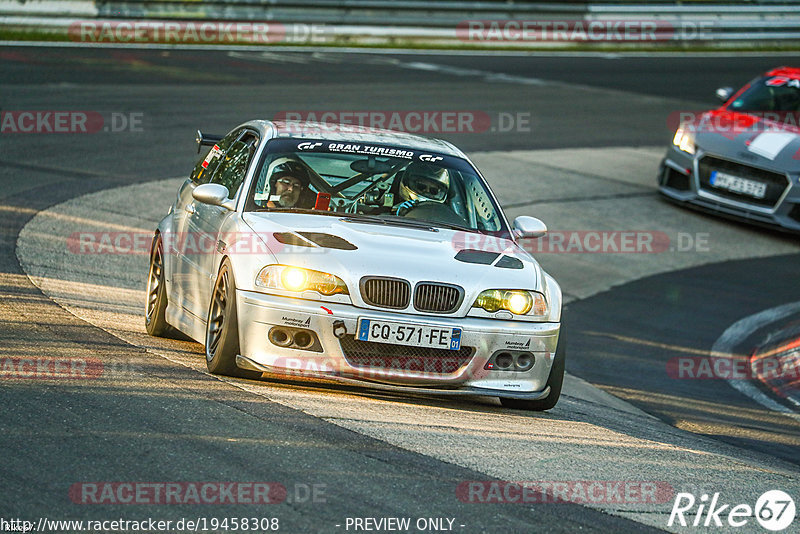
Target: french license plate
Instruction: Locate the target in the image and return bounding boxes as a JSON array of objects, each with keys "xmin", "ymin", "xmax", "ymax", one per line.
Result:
[
  {"xmin": 710, "ymin": 170, "xmax": 767, "ymax": 199},
  {"xmin": 357, "ymin": 319, "xmax": 462, "ymax": 351}
]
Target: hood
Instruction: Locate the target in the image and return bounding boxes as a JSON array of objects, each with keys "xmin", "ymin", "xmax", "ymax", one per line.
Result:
[
  {"xmin": 242, "ymin": 212, "xmax": 542, "ymax": 294},
  {"xmin": 692, "ymin": 109, "xmax": 800, "ymax": 169}
]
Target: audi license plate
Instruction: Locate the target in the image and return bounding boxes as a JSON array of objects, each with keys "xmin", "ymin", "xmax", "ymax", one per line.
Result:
[
  {"xmin": 357, "ymin": 319, "xmax": 462, "ymax": 351},
  {"xmin": 710, "ymin": 170, "xmax": 767, "ymax": 199}
]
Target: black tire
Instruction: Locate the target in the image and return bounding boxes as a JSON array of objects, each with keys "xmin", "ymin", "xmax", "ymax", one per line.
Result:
[
  {"xmin": 145, "ymin": 234, "xmax": 172, "ymax": 337},
  {"xmin": 500, "ymin": 326, "xmax": 566, "ymax": 411},
  {"xmin": 205, "ymin": 259, "xmax": 262, "ymax": 379}
]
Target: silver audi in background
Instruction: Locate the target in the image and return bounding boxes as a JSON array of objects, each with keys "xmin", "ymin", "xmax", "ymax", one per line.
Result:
[
  {"xmin": 145, "ymin": 120, "xmax": 564, "ymax": 410},
  {"xmin": 659, "ymin": 66, "xmax": 800, "ymax": 232}
]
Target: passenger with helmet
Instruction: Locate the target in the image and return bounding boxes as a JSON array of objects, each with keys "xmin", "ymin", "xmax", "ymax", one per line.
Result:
[
  {"xmin": 394, "ymin": 162, "xmax": 451, "ymax": 215},
  {"xmin": 394, "ymin": 162, "xmax": 468, "ymax": 226},
  {"xmin": 254, "ymin": 157, "xmax": 314, "ymax": 209}
]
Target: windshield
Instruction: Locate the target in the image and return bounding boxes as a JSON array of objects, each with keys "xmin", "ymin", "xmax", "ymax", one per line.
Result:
[
  {"xmin": 727, "ymin": 75, "xmax": 800, "ymax": 113},
  {"xmin": 244, "ymin": 139, "xmax": 510, "ymax": 236}
]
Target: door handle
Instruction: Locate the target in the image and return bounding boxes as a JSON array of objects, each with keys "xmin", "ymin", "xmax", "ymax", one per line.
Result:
[{"xmin": 185, "ymin": 204, "xmax": 196, "ymax": 214}]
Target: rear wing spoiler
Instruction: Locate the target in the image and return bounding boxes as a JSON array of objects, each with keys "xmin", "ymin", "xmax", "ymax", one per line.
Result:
[{"xmin": 195, "ymin": 130, "xmax": 223, "ymax": 153}]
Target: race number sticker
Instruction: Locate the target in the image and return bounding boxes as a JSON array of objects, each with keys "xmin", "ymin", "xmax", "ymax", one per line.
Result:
[{"xmin": 201, "ymin": 144, "xmax": 223, "ymax": 169}]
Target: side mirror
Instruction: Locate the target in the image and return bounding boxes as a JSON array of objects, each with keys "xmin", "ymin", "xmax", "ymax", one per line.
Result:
[
  {"xmin": 192, "ymin": 183, "xmax": 235, "ymax": 211},
  {"xmin": 715, "ymin": 86, "xmax": 734, "ymax": 103},
  {"xmin": 512, "ymin": 216, "xmax": 547, "ymax": 239}
]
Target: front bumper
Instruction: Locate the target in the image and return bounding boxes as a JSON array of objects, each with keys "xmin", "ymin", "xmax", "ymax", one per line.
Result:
[
  {"xmin": 236, "ymin": 289, "xmax": 561, "ymax": 398},
  {"xmin": 658, "ymin": 146, "xmax": 800, "ymax": 233}
]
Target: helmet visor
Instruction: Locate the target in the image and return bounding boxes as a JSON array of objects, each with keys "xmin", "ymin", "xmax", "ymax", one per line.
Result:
[{"xmin": 408, "ymin": 174, "xmax": 448, "ymax": 201}]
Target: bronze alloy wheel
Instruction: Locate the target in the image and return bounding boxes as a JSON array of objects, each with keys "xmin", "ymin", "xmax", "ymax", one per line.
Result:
[
  {"xmin": 145, "ymin": 234, "xmax": 171, "ymax": 337},
  {"xmin": 205, "ymin": 259, "xmax": 261, "ymax": 380}
]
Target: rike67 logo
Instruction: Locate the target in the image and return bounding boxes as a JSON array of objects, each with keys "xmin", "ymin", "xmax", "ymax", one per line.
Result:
[{"xmin": 669, "ymin": 490, "xmax": 795, "ymax": 531}]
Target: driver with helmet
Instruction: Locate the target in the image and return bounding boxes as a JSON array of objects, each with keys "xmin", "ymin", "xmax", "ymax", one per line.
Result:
[
  {"xmin": 394, "ymin": 162, "xmax": 451, "ymax": 216},
  {"xmin": 255, "ymin": 157, "xmax": 313, "ymax": 208}
]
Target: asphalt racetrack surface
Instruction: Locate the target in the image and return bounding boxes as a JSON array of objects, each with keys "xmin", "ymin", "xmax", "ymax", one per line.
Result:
[{"xmin": 2, "ymin": 47, "xmax": 799, "ymax": 533}]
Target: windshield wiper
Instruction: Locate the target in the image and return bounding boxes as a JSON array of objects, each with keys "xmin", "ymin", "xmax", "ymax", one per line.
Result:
[
  {"xmin": 423, "ymin": 221, "xmax": 472, "ymax": 232},
  {"xmin": 253, "ymin": 208, "xmax": 341, "ymax": 217},
  {"xmin": 340, "ymin": 214, "xmax": 439, "ymax": 232},
  {"xmin": 377, "ymin": 215, "xmax": 474, "ymax": 233},
  {"xmin": 255, "ymin": 210, "xmax": 472, "ymax": 233}
]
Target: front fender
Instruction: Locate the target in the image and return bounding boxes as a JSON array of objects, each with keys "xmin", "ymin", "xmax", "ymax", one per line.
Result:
[
  {"xmin": 543, "ymin": 272, "xmax": 562, "ymax": 323},
  {"xmin": 213, "ymin": 215, "xmax": 280, "ymax": 294},
  {"xmin": 155, "ymin": 213, "xmax": 177, "ymax": 294}
]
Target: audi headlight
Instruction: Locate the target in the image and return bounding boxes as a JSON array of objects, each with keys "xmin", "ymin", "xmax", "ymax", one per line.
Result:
[
  {"xmin": 255, "ymin": 265, "xmax": 349, "ymax": 296},
  {"xmin": 472, "ymin": 289, "xmax": 547, "ymax": 316},
  {"xmin": 672, "ymin": 127, "xmax": 696, "ymax": 155}
]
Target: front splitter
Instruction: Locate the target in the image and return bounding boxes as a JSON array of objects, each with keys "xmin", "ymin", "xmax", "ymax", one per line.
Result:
[{"xmin": 236, "ymin": 355, "xmax": 551, "ymax": 400}]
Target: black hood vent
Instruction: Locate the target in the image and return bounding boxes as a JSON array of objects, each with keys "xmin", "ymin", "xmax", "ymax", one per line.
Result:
[
  {"xmin": 273, "ymin": 232, "xmax": 314, "ymax": 247},
  {"xmin": 495, "ymin": 255, "xmax": 524, "ymax": 269},
  {"xmin": 298, "ymin": 232, "xmax": 357, "ymax": 250},
  {"xmin": 455, "ymin": 249, "xmax": 524, "ymax": 269},
  {"xmin": 454, "ymin": 249, "xmax": 499, "ymax": 265},
  {"xmin": 272, "ymin": 232, "xmax": 357, "ymax": 250}
]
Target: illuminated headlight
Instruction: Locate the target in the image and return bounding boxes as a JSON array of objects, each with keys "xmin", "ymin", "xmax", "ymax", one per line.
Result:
[
  {"xmin": 255, "ymin": 265, "xmax": 349, "ymax": 296},
  {"xmin": 672, "ymin": 127, "xmax": 696, "ymax": 155},
  {"xmin": 472, "ymin": 289, "xmax": 547, "ymax": 316}
]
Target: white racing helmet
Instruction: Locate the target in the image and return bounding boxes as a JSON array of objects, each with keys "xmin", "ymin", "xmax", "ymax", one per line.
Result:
[{"xmin": 398, "ymin": 162, "xmax": 450, "ymax": 203}]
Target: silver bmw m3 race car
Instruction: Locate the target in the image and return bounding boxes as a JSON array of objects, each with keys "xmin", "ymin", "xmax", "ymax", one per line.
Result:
[
  {"xmin": 145, "ymin": 120, "xmax": 564, "ymax": 410},
  {"xmin": 659, "ymin": 66, "xmax": 800, "ymax": 232}
]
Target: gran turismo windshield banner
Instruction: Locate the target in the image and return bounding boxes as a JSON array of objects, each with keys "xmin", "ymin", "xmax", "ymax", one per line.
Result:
[{"xmin": 263, "ymin": 138, "xmax": 473, "ymax": 173}]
